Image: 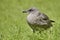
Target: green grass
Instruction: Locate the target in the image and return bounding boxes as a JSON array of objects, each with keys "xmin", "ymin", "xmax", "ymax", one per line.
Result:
[{"xmin": 0, "ymin": 0, "xmax": 60, "ymax": 40}]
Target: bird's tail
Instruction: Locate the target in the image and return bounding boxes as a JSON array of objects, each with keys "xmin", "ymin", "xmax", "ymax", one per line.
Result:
[{"xmin": 50, "ymin": 20, "xmax": 55, "ymax": 22}]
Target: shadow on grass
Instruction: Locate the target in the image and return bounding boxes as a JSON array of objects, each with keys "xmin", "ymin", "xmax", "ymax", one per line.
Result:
[{"xmin": 28, "ymin": 22, "xmax": 54, "ymax": 33}]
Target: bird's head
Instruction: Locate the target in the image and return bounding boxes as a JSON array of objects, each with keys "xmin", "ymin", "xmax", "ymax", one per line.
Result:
[{"xmin": 22, "ymin": 7, "xmax": 39, "ymax": 14}]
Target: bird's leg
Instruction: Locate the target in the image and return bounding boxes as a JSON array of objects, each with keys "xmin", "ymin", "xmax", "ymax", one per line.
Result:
[
  {"xmin": 30, "ymin": 27, "xmax": 35, "ymax": 33},
  {"xmin": 33, "ymin": 29, "xmax": 35, "ymax": 33}
]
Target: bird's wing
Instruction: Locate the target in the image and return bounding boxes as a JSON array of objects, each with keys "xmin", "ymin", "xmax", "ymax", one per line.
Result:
[
  {"xmin": 35, "ymin": 13, "xmax": 50, "ymax": 25},
  {"xmin": 36, "ymin": 13, "xmax": 49, "ymax": 20},
  {"xmin": 40, "ymin": 13, "xmax": 49, "ymax": 20}
]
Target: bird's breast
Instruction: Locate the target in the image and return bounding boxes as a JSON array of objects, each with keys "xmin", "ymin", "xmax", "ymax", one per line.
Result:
[{"xmin": 27, "ymin": 14, "xmax": 37, "ymax": 24}]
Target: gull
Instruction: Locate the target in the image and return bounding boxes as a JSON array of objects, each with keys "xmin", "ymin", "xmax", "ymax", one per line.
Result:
[{"xmin": 22, "ymin": 7, "xmax": 55, "ymax": 33}]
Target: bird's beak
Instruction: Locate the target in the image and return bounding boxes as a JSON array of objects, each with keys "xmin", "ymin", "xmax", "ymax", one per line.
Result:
[{"xmin": 22, "ymin": 10, "xmax": 28, "ymax": 13}]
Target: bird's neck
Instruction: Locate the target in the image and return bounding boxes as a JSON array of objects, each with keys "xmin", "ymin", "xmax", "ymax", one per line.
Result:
[{"xmin": 30, "ymin": 11, "xmax": 39, "ymax": 14}]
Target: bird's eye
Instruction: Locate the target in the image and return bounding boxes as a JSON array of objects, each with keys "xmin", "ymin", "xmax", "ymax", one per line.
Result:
[{"xmin": 28, "ymin": 9, "xmax": 33, "ymax": 11}]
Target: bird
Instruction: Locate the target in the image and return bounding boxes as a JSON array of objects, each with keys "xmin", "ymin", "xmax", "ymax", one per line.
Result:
[{"xmin": 22, "ymin": 7, "xmax": 55, "ymax": 33}]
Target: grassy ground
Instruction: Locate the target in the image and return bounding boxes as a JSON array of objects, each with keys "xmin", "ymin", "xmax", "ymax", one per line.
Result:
[{"xmin": 0, "ymin": 0, "xmax": 60, "ymax": 40}]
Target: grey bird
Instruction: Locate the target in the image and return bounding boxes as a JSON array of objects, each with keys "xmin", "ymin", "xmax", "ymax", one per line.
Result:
[{"xmin": 23, "ymin": 7, "xmax": 55, "ymax": 33}]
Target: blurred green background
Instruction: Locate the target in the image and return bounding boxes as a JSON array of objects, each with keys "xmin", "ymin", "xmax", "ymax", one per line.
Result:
[{"xmin": 0, "ymin": 0, "xmax": 60, "ymax": 40}]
